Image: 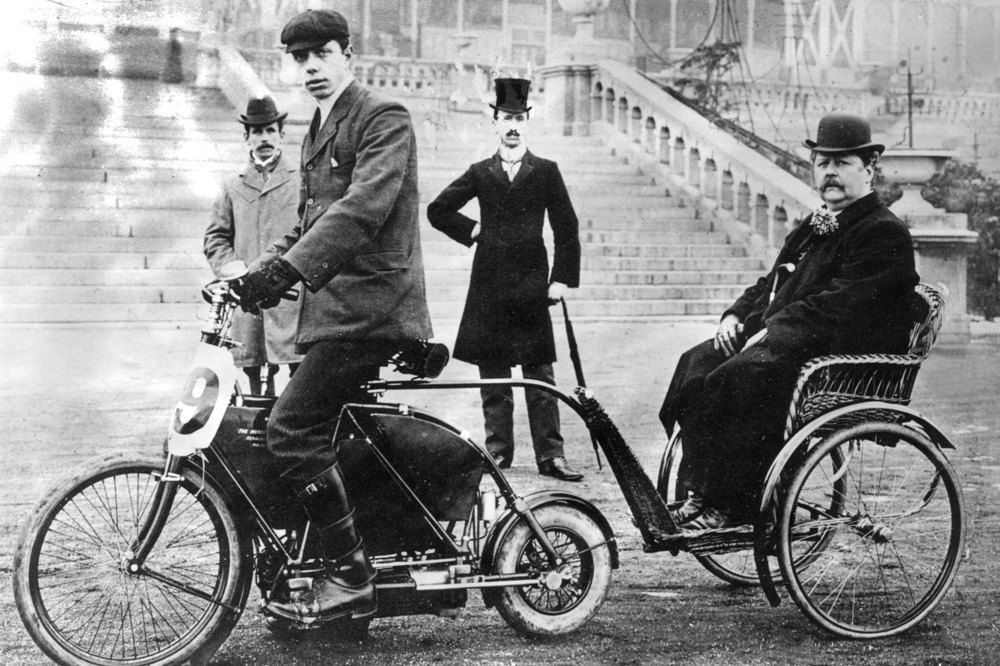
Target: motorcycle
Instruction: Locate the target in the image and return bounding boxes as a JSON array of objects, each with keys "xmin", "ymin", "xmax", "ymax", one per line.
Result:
[{"xmin": 12, "ymin": 264, "xmax": 618, "ymax": 666}]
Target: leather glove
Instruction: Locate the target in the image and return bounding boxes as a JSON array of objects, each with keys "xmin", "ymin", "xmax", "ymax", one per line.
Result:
[{"xmin": 237, "ymin": 258, "xmax": 300, "ymax": 313}]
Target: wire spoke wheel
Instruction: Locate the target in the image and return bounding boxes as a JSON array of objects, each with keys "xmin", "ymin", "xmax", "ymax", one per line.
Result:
[
  {"xmin": 493, "ymin": 505, "xmax": 612, "ymax": 636},
  {"xmin": 778, "ymin": 423, "xmax": 965, "ymax": 638},
  {"xmin": 14, "ymin": 453, "xmax": 250, "ymax": 665}
]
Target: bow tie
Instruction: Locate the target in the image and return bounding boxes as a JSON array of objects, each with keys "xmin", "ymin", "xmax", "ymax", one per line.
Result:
[{"xmin": 500, "ymin": 157, "xmax": 522, "ymax": 166}]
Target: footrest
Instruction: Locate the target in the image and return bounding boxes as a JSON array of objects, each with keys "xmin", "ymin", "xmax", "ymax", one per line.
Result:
[{"xmin": 643, "ymin": 524, "xmax": 763, "ymax": 556}]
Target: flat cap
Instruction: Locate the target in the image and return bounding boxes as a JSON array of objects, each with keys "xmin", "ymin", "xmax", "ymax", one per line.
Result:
[{"xmin": 280, "ymin": 9, "xmax": 350, "ymax": 53}]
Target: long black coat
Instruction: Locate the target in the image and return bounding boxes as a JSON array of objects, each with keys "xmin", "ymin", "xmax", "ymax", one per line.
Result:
[{"xmin": 427, "ymin": 151, "xmax": 580, "ymax": 366}]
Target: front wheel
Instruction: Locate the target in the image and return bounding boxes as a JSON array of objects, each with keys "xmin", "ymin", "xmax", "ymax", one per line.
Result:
[
  {"xmin": 492, "ymin": 505, "xmax": 612, "ymax": 637},
  {"xmin": 13, "ymin": 452, "xmax": 252, "ymax": 666}
]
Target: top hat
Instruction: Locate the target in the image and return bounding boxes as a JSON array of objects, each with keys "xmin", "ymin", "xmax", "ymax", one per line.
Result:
[
  {"xmin": 280, "ymin": 9, "xmax": 350, "ymax": 53},
  {"xmin": 490, "ymin": 78, "xmax": 532, "ymax": 114},
  {"xmin": 803, "ymin": 112, "xmax": 884, "ymax": 154},
  {"xmin": 238, "ymin": 96, "xmax": 287, "ymax": 127}
]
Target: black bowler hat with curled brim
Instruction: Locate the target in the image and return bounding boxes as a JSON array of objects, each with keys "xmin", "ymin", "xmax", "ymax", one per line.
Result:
[
  {"xmin": 803, "ymin": 112, "xmax": 885, "ymax": 154},
  {"xmin": 490, "ymin": 78, "xmax": 532, "ymax": 114},
  {"xmin": 280, "ymin": 9, "xmax": 350, "ymax": 53},
  {"xmin": 238, "ymin": 96, "xmax": 287, "ymax": 127}
]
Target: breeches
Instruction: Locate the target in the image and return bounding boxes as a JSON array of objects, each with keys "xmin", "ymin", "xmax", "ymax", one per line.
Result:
[
  {"xmin": 659, "ymin": 339, "xmax": 800, "ymax": 512},
  {"xmin": 266, "ymin": 340, "xmax": 392, "ymax": 483}
]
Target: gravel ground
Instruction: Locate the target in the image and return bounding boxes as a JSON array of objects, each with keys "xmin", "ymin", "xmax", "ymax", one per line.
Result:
[{"xmin": 2, "ymin": 319, "xmax": 999, "ymax": 665}]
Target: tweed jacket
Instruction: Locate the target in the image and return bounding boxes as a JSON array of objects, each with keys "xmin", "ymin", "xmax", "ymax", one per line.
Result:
[
  {"xmin": 204, "ymin": 153, "xmax": 302, "ymax": 366},
  {"xmin": 427, "ymin": 150, "xmax": 581, "ymax": 366},
  {"xmin": 724, "ymin": 191, "xmax": 919, "ymax": 363},
  {"xmin": 263, "ymin": 81, "xmax": 432, "ymax": 347}
]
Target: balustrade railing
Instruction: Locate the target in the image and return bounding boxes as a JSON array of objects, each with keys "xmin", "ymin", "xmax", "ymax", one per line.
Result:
[{"xmin": 591, "ymin": 60, "xmax": 818, "ymax": 255}]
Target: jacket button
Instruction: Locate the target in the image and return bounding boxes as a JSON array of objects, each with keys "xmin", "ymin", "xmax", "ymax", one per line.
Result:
[
  {"xmin": 306, "ymin": 198, "xmax": 314, "ymax": 206},
  {"xmin": 322, "ymin": 263, "xmax": 329, "ymax": 268},
  {"xmin": 306, "ymin": 163, "xmax": 313, "ymax": 171}
]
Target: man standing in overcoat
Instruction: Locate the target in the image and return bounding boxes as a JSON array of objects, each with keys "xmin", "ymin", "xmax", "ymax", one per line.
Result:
[
  {"xmin": 204, "ymin": 96, "xmax": 302, "ymax": 395},
  {"xmin": 428, "ymin": 78, "xmax": 583, "ymax": 482},
  {"xmin": 659, "ymin": 112, "xmax": 919, "ymax": 530},
  {"xmin": 236, "ymin": 9, "xmax": 432, "ymax": 623}
]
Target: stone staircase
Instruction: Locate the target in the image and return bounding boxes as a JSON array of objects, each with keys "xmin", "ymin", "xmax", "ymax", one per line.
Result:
[{"xmin": 0, "ymin": 71, "xmax": 764, "ymax": 325}]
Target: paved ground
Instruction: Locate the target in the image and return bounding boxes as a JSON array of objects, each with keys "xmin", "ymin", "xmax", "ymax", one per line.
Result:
[{"xmin": 2, "ymin": 316, "xmax": 1000, "ymax": 665}]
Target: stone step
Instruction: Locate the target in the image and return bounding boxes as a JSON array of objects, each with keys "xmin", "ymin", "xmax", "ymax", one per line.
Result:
[
  {"xmin": 0, "ymin": 248, "xmax": 764, "ymax": 274},
  {"xmin": 0, "ymin": 182, "xmax": 672, "ymax": 208},
  {"xmin": 0, "ymin": 298, "xmax": 730, "ymax": 323},
  {"xmin": 4, "ymin": 159, "xmax": 651, "ymax": 184},
  {"xmin": 580, "ymin": 230, "xmax": 729, "ymax": 245},
  {"xmin": 585, "ymin": 270, "xmax": 761, "ymax": 286},
  {"xmin": 0, "ymin": 283, "xmax": 747, "ymax": 306},
  {"xmin": 581, "ymin": 255, "xmax": 765, "ymax": 272},
  {"xmin": 0, "ymin": 266, "xmax": 754, "ymax": 291}
]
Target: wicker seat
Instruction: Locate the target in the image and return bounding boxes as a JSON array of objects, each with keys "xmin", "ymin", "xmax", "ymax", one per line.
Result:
[{"xmin": 782, "ymin": 283, "xmax": 946, "ymax": 439}]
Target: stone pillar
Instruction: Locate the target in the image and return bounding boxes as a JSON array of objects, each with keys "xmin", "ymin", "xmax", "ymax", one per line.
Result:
[
  {"xmin": 540, "ymin": 0, "xmax": 609, "ymax": 136},
  {"xmin": 540, "ymin": 64, "xmax": 593, "ymax": 136},
  {"xmin": 881, "ymin": 150, "xmax": 978, "ymax": 346}
]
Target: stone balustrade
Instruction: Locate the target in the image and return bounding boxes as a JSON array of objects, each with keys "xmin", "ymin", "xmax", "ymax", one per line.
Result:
[
  {"xmin": 238, "ymin": 47, "xmax": 491, "ymax": 99},
  {"xmin": 577, "ymin": 60, "xmax": 819, "ymax": 260},
  {"xmin": 882, "ymin": 90, "xmax": 1000, "ymax": 121}
]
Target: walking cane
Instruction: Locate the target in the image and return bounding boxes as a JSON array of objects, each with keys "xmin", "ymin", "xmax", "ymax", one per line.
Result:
[{"xmin": 560, "ymin": 298, "xmax": 602, "ymax": 470}]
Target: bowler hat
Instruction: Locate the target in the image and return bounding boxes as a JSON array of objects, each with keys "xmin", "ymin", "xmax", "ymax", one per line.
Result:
[
  {"xmin": 490, "ymin": 78, "xmax": 532, "ymax": 114},
  {"xmin": 238, "ymin": 96, "xmax": 287, "ymax": 127},
  {"xmin": 280, "ymin": 9, "xmax": 350, "ymax": 53},
  {"xmin": 803, "ymin": 112, "xmax": 884, "ymax": 154}
]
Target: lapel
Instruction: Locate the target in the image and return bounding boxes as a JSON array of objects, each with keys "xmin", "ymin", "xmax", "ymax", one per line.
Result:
[
  {"xmin": 235, "ymin": 160, "xmax": 264, "ymax": 202},
  {"xmin": 304, "ymin": 80, "xmax": 363, "ymax": 164},
  {"xmin": 487, "ymin": 153, "xmax": 508, "ymax": 189},
  {"xmin": 509, "ymin": 150, "xmax": 535, "ymax": 190},
  {"xmin": 259, "ymin": 154, "xmax": 292, "ymax": 196}
]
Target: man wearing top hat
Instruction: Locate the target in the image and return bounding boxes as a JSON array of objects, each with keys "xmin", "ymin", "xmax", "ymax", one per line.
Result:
[
  {"xmin": 427, "ymin": 78, "xmax": 584, "ymax": 482},
  {"xmin": 236, "ymin": 9, "xmax": 432, "ymax": 624},
  {"xmin": 204, "ymin": 96, "xmax": 302, "ymax": 395},
  {"xmin": 658, "ymin": 112, "xmax": 919, "ymax": 531}
]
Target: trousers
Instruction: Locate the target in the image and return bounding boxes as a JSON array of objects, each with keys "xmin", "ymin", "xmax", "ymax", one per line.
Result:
[
  {"xmin": 266, "ymin": 340, "xmax": 392, "ymax": 483},
  {"xmin": 659, "ymin": 339, "xmax": 800, "ymax": 513},
  {"xmin": 478, "ymin": 362, "xmax": 564, "ymax": 464}
]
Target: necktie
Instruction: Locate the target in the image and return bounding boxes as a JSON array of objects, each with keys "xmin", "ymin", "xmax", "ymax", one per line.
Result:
[
  {"xmin": 501, "ymin": 157, "xmax": 521, "ymax": 181},
  {"xmin": 308, "ymin": 109, "xmax": 321, "ymax": 142}
]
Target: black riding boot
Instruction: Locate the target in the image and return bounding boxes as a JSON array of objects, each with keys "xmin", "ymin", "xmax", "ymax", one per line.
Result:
[{"xmin": 267, "ymin": 461, "xmax": 377, "ymax": 623}]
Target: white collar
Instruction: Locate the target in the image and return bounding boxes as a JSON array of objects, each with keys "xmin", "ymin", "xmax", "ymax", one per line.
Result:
[
  {"xmin": 317, "ymin": 74, "xmax": 355, "ymax": 126},
  {"xmin": 251, "ymin": 149, "xmax": 281, "ymax": 171},
  {"xmin": 498, "ymin": 144, "xmax": 527, "ymax": 163}
]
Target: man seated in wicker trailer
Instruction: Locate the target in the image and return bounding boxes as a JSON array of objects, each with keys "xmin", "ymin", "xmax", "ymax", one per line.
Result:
[{"xmin": 658, "ymin": 112, "xmax": 919, "ymax": 531}]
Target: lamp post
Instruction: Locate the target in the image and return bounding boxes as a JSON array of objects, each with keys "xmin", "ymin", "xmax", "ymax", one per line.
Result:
[{"xmin": 897, "ymin": 52, "xmax": 923, "ymax": 148}]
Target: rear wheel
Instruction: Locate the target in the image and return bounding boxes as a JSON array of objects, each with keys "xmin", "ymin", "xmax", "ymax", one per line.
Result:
[
  {"xmin": 777, "ymin": 423, "xmax": 965, "ymax": 638},
  {"xmin": 13, "ymin": 452, "xmax": 251, "ymax": 665},
  {"xmin": 493, "ymin": 505, "xmax": 612, "ymax": 636}
]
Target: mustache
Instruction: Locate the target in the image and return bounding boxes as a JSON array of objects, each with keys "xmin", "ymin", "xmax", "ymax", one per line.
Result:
[
  {"xmin": 821, "ymin": 178, "xmax": 843, "ymax": 190},
  {"xmin": 505, "ymin": 130, "xmax": 520, "ymax": 137}
]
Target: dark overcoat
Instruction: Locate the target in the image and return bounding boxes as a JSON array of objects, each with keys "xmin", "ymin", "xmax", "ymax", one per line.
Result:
[
  {"xmin": 262, "ymin": 80, "xmax": 432, "ymax": 348},
  {"xmin": 427, "ymin": 151, "xmax": 581, "ymax": 366},
  {"xmin": 204, "ymin": 153, "xmax": 302, "ymax": 366},
  {"xmin": 659, "ymin": 191, "xmax": 920, "ymax": 510},
  {"xmin": 725, "ymin": 190, "xmax": 920, "ymax": 363}
]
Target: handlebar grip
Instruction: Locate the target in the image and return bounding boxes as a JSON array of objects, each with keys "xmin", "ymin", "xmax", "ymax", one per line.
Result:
[{"xmin": 282, "ymin": 288, "xmax": 299, "ymax": 301}]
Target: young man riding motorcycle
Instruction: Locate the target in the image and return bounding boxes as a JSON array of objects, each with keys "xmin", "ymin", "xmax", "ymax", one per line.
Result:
[{"xmin": 237, "ymin": 9, "xmax": 432, "ymax": 623}]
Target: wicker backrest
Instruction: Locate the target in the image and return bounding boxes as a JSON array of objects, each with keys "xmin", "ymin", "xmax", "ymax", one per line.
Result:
[
  {"xmin": 908, "ymin": 282, "xmax": 947, "ymax": 359},
  {"xmin": 783, "ymin": 282, "xmax": 946, "ymax": 438}
]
